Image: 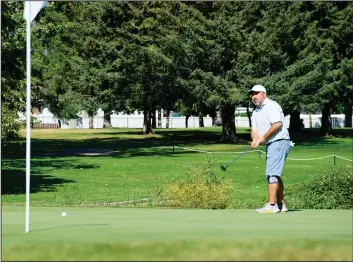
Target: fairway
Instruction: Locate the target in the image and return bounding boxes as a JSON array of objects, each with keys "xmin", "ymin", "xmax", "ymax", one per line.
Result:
[
  {"xmin": 2, "ymin": 128, "xmax": 352, "ymax": 208},
  {"xmin": 2, "ymin": 206, "xmax": 352, "ymax": 261}
]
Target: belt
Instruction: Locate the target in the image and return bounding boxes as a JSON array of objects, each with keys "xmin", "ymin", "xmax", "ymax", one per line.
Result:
[{"xmin": 266, "ymin": 139, "xmax": 290, "ymax": 146}]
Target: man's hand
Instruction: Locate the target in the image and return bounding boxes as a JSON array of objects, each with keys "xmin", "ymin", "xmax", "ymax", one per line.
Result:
[
  {"xmin": 251, "ymin": 139, "xmax": 258, "ymax": 148},
  {"xmin": 258, "ymin": 136, "xmax": 266, "ymax": 145},
  {"xmin": 251, "ymin": 136, "xmax": 265, "ymax": 148}
]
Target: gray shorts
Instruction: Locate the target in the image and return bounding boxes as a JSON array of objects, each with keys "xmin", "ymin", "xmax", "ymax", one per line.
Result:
[{"xmin": 266, "ymin": 139, "xmax": 290, "ymax": 178}]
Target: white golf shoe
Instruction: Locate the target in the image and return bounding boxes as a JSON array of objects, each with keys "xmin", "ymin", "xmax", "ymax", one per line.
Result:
[
  {"xmin": 278, "ymin": 203, "xmax": 288, "ymax": 212},
  {"xmin": 256, "ymin": 203, "xmax": 280, "ymax": 214}
]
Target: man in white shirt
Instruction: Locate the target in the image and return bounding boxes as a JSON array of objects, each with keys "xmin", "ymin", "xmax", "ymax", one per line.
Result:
[{"xmin": 249, "ymin": 85, "xmax": 291, "ymax": 213}]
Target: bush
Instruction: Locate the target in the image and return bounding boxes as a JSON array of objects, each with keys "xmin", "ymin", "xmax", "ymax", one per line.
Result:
[
  {"xmin": 286, "ymin": 166, "xmax": 353, "ymax": 209},
  {"xmin": 151, "ymin": 154, "xmax": 234, "ymax": 209},
  {"xmin": 1, "ymin": 105, "xmax": 23, "ymax": 140}
]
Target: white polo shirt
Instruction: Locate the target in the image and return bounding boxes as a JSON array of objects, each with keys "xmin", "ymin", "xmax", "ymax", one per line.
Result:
[{"xmin": 251, "ymin": 97, "xmax": 290, "ymax": 144}]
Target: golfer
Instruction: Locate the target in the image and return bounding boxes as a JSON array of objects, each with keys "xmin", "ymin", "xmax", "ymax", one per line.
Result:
[{"xmin": 249, "ymin": 85, "xmax": 290, "ymax": 214}]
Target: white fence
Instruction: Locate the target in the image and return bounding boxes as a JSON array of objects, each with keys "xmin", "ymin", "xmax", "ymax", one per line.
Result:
[
  {"xmin": 31, "ymin": 113, "xmax": 349, "ymax": 129},
  {"xmin": 64, "ymin": 116, "xmax": 213, "ymax": 129}
]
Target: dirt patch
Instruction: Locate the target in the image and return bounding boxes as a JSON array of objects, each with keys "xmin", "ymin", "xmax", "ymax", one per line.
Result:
[{"xmin": 45, "ymin": 148, "xmax": 116, "ymax": 157}]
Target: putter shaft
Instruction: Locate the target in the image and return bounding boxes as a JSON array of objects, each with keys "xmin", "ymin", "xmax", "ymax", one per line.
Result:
[{"xmin": 220, "ymin": 148, "xmax": 251, "ymax": 171}]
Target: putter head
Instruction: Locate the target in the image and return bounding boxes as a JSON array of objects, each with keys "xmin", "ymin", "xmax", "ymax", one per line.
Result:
[{"xmin": 220, "ymin": 165, "xmax": 227, "ymax": 171}]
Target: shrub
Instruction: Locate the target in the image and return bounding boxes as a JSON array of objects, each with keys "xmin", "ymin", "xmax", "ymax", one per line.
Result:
[
  {"xmin": 286, "ymin": 166, "xmax": 353, "ymax": 209},
  {"xmin": 151, "ymin": 154, "xmax": 234, "ymax": 209},
  {"xmin": 1, "ymin": 105, "xmax": 23, "ymax": 140}
]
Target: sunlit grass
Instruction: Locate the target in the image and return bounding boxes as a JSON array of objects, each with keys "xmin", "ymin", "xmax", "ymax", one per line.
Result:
[
  {"xmin": 2, "ymin": 207, "xmax": 352, "ymax": 261},
  {"xmin": 2, "ymin": 127, "xmax": 352, "ymax": 207},
  {"xmin": 2, "ymin": 128, "xmax": 352, "ymax": 260}
]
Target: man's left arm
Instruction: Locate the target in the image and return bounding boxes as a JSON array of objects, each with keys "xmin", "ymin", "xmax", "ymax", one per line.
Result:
[
  {"xmin": 258, "ymin": 122, "xmax": 282, "ymax": 144},
  {"xmin": 258, "ymin": 102, "xmax": 283, "ymax": 144}
]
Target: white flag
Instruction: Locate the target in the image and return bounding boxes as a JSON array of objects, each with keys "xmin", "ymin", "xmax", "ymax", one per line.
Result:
[{"xmin": 23, "ymin": 1, "xmax": 48, "ymax": 22}]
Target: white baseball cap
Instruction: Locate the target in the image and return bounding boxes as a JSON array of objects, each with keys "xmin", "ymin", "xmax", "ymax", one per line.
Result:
[{"xmin": 248, "ymin": 85, "xmax": 266, "ymax": 93}]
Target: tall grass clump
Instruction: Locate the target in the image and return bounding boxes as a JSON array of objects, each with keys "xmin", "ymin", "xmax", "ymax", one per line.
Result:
[
  {"xmin": 286, "ymin": 166, "xmax": 352, "ymax": 209},
  {"xmin": 151, "ymin": 154, "xmax": 234, "ymax": 209}
]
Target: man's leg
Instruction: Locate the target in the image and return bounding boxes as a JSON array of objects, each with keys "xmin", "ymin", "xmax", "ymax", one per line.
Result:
[
  {"xmin": 256, "ymin": 140, "xmax": 287, "ymax": 213},
  {"xmin": 277, "ymin": 178, "xmax": 284, "ymax": 205},
  {"xmin": 268, "ymin": 182, "xmax": 279, "ymax": 204},
  {"xmin": 267, "ymin": 140, "xmax": 289, "ymax": 206},
  {"xmin": 256, "ymin": 176, "xmax": 280, "ymax": 213}
]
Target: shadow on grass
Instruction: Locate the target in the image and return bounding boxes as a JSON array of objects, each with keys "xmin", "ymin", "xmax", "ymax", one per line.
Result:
[
  {"xmin": 34, "ymin": 223, "xmax": 110, "ymax": 232},
  {"xmin": 290, "ymin": 128, "xmax": 353, "ymax": 146},
  {"xmin": 1, "ymin": 169, "xmax": 75, "ymax": 195},
  {"xmin": 2, "ymin": 128, "xmax": 251, "ymax": 159},
  {"xmin": 287, "ymin": 209, "xmax": 303, "ymax": 212},
  {"xmin": 2, "ymin": 128, "xmax": 351, "ymax": 161},
  {"xmin": 1, "ymin": 159, "xmax": 99, "ymax": 195}
]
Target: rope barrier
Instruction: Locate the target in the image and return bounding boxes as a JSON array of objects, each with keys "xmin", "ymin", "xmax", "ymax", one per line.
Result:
[
  {"xmin": 173, "ymin": 146, "xmax": 262, "ymax": 154},
  {"xmin": 173, "ymin": 146, "xmax": 352, "ymax": 162},
  {"xmin": 287, "ymin": 155, "xmax": 335, "ymax": 161},
  {"xmin": 335, "ymin": 155, "xmax": 353, "ymax": 162}
]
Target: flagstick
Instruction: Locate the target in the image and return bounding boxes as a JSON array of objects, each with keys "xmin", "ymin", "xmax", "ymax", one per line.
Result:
[
  {"xmin": 0, "ymin": 1, "xmax": 3, "ymax": 257},
  {"xmin": 25, "ymin": 2, "xmax": 32, "ymax": 234}
]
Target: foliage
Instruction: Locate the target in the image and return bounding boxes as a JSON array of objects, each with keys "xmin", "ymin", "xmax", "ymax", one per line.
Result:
[
  {"xmin": 286, "ymin": 166, "xmax": 353, "ymax": 209},
  {"xmin": 1, "ymin": 105, "xmax": 22, "ymax": 140},
  {"xmin": 2, "ymin": 2, "xmax": 353, "ymax": 138},
  {"xmin": 151, "ymin": 154, "xmax": 234, "ymax": 209},
  {"xmin": 1, "ymin": 2, "xmax": 26, "ymax": 140}
]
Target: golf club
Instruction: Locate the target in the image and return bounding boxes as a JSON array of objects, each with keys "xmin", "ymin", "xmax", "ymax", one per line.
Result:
[{"xmin": 220, "ymin": 147, "xmax": 251, "ymax": 171}]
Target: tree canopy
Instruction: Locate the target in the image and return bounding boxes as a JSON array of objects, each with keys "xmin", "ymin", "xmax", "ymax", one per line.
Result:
[{"xmin": 2, "ymin": 1, "xmax": 352, "ymax": 140}]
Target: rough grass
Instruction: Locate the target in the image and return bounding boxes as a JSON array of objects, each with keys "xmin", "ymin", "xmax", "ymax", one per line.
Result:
[
  {"xmin": 286, "ymin": 166, "xmax": 353, "ymax": 209},
  {"xmin": 152, "ymin": 154, "xmax": 234, "ymax": 209}
]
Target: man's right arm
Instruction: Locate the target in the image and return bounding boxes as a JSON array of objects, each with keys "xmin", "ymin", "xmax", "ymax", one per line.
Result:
[
  {"xmin": 251, "ymin": 128, "xmax": 258, "ymax": 140},
  {"xmin": 251, "ymin": 112, "xmax": 258, "ymax": 137},
  {"xmin": 251, "ymin": 128, "xmax": 259, "ymax": 148},
  {"xmin": 250, "ymin": 113, "xmax": 258, "ymax": 148}
]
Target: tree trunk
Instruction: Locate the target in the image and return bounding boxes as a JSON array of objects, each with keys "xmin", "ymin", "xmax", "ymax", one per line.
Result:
[
  {"xmin": 166, "ymin": 109, "xmax": 170, "ymax": 128},
  {"xmin": 309, "ymin": 114, "xmax": 312, "ymax": 128},
  {"xmin": 103, "ymin": 111, "xmax": 112, "ymax": 128},
  {"xmin": 289, "ymin": 111, "xmax": 302, "ymax": 132},
  {"xmin": 320, "ymin": 103, "xmax": 333, "ymax": 136},
  {"xmin": 220, "ymin": 103, "xmax": 237, "ymax": 142},
  {"xmin": 143, "ymin": 107, "xmax": 154, "ymax": 134},
  {"xmin": 215, "ymin": 107, "xmax": 222, "ymax": 126},
  {"xmin": 89, "ymin": 115, "xmax": 94, "ymax": 129},
  {"xmin": 185, "ymin": 115, "xmax": 189, "ymax": 128},
  {"xmin": 344, "ymin": 97, "xmax": 352, "ymax": 127},
  {"xmin": 199, "ymin": 112, "xmax": 204, "ymax": 127},
  {"xmin": 246, "ymin": 101, "xmax": 252, "ymax": 128},
  {"xmin": 157, "ymin": 109, "xmax": 162, "ymax": 128},
  {"xmin": 152, "ymin": 109, "xmax": 156, "ymax": 129}
]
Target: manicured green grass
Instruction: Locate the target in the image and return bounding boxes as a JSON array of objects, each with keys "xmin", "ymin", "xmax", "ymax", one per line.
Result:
[
  {"xmin": 2, "ymin": 127, "xmax": 352, "ymax": 260},
  {"xmin": 2, "ymin": 127, "xmax": 351, "ymax": 207},
  {"xmin": 2, "ymin": 206, "xmax": 352, "ymax": 260},
  {"xmin": 2, "ymin": 127, "xmax": 352, "ymax": 207}
]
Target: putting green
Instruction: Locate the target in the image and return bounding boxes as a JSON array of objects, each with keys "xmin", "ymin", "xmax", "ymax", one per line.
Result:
[{"xmin": 2, "ymin": 206, "xmax": 352, "ymax": 260}]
